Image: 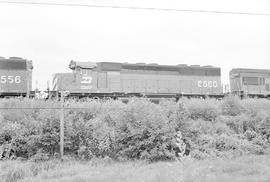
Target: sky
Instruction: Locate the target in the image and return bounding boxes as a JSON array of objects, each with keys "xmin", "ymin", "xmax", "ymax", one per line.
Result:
[{"xmin": 0, "ymin": 0, "xmax": 270, "ymax": 90}]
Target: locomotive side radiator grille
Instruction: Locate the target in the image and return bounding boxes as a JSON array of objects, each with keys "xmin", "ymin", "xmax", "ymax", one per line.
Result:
[{"xmin": 107, "ymin": 71, "xmax": 121, "ymax": 92}]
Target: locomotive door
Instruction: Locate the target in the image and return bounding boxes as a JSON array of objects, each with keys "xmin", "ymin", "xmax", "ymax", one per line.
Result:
[
  {"xmin": 266, "ymin": 77, "xmax": 270, "ymax": 93},
  {"xmin": 97, "ymin": 72, "xmax": 107, "ymax": 92},
  {"xmin": 266, "ymin": 84, "xmax": 270, "ymax": 92}
]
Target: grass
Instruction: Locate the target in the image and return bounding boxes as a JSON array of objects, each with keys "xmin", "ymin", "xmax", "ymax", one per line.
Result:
[{"xmin": 1, "ymin": 155, "xmax": 270, "ymax": 182}]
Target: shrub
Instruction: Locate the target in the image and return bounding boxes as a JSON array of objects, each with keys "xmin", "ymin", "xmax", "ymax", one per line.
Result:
[
  {"xmin": 257, "ymin": 116, "xmax": 270, "ymax": 141},
  {"xmin": 109, "ymin": 99, "xmax": 178, "ymax": 161},
  {"xmin": 29, "ymin": 150, "xmax": 50, "ymax": 162},
  {"xmin": 169, "ymin": 100, "xmax": 190, "ymax": 134},
  {"xmin": 213, "ymin": 121, "xmax": 234, "ymax": 135},
  {"xmin": 242, "ymin": 98, "xmax": 270, "ymax": 116},
  {"xmin": 221, "ymin": 96, "xmax": 244, "ymax": 116},
  {"xmin": 220, "ymin": 114, "xmax": 257, "ymax": 134},
  {"xmin": 184, "ymin": 98, "xmax": 220, "ymax": 121},
  {"xmin": 0, "ymin": 97, "xmax": 269, "ymax": 161}
]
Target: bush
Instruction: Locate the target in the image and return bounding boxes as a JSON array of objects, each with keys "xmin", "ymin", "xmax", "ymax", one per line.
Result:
[
  {"xmin": 219, "ymin": 114, "xmax": 257, "ymax": 134},
  {"xmin": 96, "ymin": 99, "xmax": 178, "ymax": 161},
  {"xmin": 184, "ymin": 98, "xmax": 220, "ymax": 121},
  {"xmin": 257, "ymin": 116, "xmax": 270, "ymax": 141},
  {"xmin": 242, "ymin": 98, "xmax": 270, "ymax": 116},
  {"xmin": 221, "ymin": 96, "xmax": 244, "ymax": 116},
  {"xmin": 29, "ymin": 150, "xmax": 50, "ymax": 162},
  {"xmin": 0, "ymin": 97, "xmax": 269, "ymax": 161}
]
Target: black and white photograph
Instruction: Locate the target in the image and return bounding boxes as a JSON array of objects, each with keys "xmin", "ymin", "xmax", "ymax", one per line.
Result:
[{"xmin": 0, "ymin": 0, "xmax": 270, "ymax": 181}]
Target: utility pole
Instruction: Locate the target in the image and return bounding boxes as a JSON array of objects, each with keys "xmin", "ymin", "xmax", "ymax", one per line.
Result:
[
  {"xmin": 26, "ymin": 78, "xmax": 30, "ymax": 98},
  {"xmin": 60, "ymin": 91, "xmax": 65, "ymax": 159}
]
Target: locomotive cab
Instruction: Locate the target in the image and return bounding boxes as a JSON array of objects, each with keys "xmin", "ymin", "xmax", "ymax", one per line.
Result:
[
  {"xmin": 68, "ymin": 61, "xmax": 122, "ymax": 94},
  {"xmin": 68, "ymin": 61, "xmax": 98, "ymax": 92},
  {"xmin": 230, "ymin": 68, "xmax": 270, "ymax": 97}
]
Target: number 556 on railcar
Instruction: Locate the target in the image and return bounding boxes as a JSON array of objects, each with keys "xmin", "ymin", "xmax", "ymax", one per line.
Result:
[{"xmin": 0, "ymin": 57, "xmax": 33, "ymax": 97}]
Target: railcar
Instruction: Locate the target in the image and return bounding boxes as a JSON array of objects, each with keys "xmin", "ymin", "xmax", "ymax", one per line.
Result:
[
  {"xmin": 0, "ymin": 57, "xmax": 33, "ymax": 97},
  {"xmin": 52, "ymin": 61, "xmax": 223, "ymax": 98},
  {"xmin": 230, "ymin": 68, "xmax": 270, "ymax": 98}
]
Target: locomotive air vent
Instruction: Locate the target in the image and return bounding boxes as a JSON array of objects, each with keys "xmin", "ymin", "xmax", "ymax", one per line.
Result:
[
  {"xmin": 136, "ymin": 63, "xmax": 146, "ymax": 65},
  {"xmin": 148, "ymin": 63, "xmax": 159, "ymax": 66},
  {"xmin": 190, "ymin": 65, "xmax": 200, "ymax": 67},
  {"xmin": 70, "ymin": 61, "xmax": 97, "ymax": 69},
  {"xmin": 203, "ymin": 65, "xmax": 214, "ymax": 68},
  {"xmin": 9, "ymin": 57, "xmax": 23, "ymax": 60},
  {"xmin": 0, "ymin": 56, "xmax": 5, "ymax": 59},
  {"xmin": 178, "ymin": 64, "xmax": 187, "ymax": 67}
]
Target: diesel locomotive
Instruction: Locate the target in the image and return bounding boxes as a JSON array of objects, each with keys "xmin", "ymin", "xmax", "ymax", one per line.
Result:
[
  {"xmin": 230, "ymin": 68, "xmax": 270, "ymax": 98},
  {"xmin": 52, "ymin": 61, "xmax": 223, "ymax": 98}
]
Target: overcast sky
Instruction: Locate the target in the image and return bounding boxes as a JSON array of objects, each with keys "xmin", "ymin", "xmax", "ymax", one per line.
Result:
[{"xmin": 0, "ymin": 0, "xmax": 270, "ymax": 90}]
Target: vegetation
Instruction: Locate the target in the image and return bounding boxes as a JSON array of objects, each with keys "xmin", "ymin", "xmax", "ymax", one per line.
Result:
[
  {"xmin": 1, "ymin": 96, "xmax": 270, "ymax": 181},
  {"xmin": 1, "ymin": 155, "xmax": 270, "ymax": 182},
  {"xmin": 0, "ymin": 96, "xmax": 270, "ymax": 161}
]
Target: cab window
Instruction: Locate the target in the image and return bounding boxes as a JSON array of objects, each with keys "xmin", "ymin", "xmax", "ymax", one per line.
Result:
[{"xmin": 242, "ymin": 77, "xmax": 258, "ymax": 85}]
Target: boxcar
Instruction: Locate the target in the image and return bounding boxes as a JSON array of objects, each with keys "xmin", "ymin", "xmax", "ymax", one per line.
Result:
[
  {"xmin": 52, "ymin": 61, "xmax": 223, "ymax": 98},
  {"xmin": 0, "ymin": 57, "xmax": 33, "ymax": 97},
  {"xmin": 230, "ymin": 68, "xmax": 270, "ymax": 97}
]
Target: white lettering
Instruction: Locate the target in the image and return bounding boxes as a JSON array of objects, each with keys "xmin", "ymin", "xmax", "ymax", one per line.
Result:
[
  {"xmin": 15, "ymin": 76, "xmax": 21, "ymax": 83},
  {"xmin": 0, "ymin": 75, "xmax": 21, "ymax": 84},
  {"xmin": 213, "ymin": 81, "xmax": 218, "ymax": 88},
  {"xmin": 197, "ymin": 80, "xmax": 218, "ymax": 88},
  {"xmin": 1, "ymin": 76, "xmax": 7, "ymax": 83},
  {"xmin": 208, "ymin": 81, "xmax": 212, "ymax": 87},
  {"xmin": 203, "ymin": 81, "xmax": 208, "ymax": 87},
  {"xmin": 81, "ymin": 76, "xmax": 92, "ymax": 84},
  {"xmin": 8, "ymin": 76, "xmax": 14, "ymax": 83},
  {"xmin": 198, "ymin": 80, "xmax": 202, "ymax": 87},
  {"xmin": 80, "ymin": 85, "xmax": 92, "ymax": 90}
]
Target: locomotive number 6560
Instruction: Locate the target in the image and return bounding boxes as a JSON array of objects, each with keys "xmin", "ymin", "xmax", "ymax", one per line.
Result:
[
  {"xmin": 0, "ymin": 75, "xmax": 21, "ymax": 84},
  {"xmin": 198, "ymin": 80, "xmax": 218, "ymax": 88}
]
